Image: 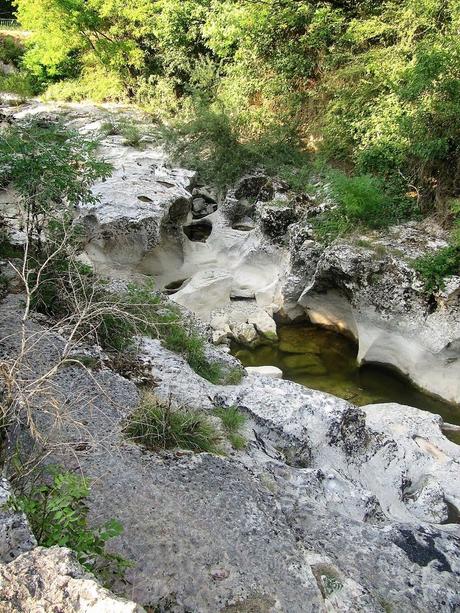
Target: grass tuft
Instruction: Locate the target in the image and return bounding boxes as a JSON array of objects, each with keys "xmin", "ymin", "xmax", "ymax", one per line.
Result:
[
  {"xmin": 213, "ymin": 406, "xmax": 247, "ymax": 450},
  {"xmin": 126, "ymin": 393, "xmax": 222, "ymax": 454},
  {"xmin": 100, "ymin": 116, "xmax": 143, "ymax": 147}
]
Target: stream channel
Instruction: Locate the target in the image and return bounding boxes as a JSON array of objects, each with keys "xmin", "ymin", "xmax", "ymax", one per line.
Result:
[{"xmin": 231, "ymin": 323, "xmax": 460, "ymax": 443}]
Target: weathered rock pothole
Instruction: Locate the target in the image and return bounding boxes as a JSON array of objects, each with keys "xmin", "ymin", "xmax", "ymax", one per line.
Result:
[
  {"xmin": 183, "ymin": 220, "xmax": 213, "ymax": 242},
  {"xmin": 164, "ymin": 278, "xmax": 190, "ymax": 295}
]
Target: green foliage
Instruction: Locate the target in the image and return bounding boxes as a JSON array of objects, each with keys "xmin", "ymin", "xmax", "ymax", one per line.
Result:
[
  {"xmin": 328, "ymin": 173, "xmax": 389, "ymax": 228},
  {"xmin": 32, "ymin": 271, "xmax": 234, "ymax": 385},
  {"xmin": 0, "ymin": 35, "xmax": 23, "ymax": 66},
  {"xmin": 161, "ymin": 320, "xmax": 243, "ymax": 384},
  {"xmin": 414, "ymin": 245, "xmax": 460, "ymax": 291},
  {"xmin": 100, "ymin": 116, "xmax": 143, "ymax": 147},
  {"xmin": 97, "ymin": 282, "xmax": 241, "ymax": 384},
  {"xmin": 43, "ymin": 62, "xmax": 124, "ymax": 102},
  {"xmin": 160, "ymin": 103, "xmax": 311, "ymax": 189},
  {"xmin": 0, "ymin": 119, "xmax": 111, "ymax": 246},
  {"xmin": 13, "ymin": 467, "xmax": 129, "ymax": 580},
  {"xmin": 315, "ymin": 0, "xmax": 460, "ymax": 207},
  {"xmin": 125, "ymin": 393, "xmax": 222, "ymax": 454},
  {"xmin": 0, "ymin": 71, "xmax": 39, "ymax": 97},
  {"xmin": 311, "ymin": 170, "xmax": 417, "ymax": 242},
  {"xmin": 15, "ymin": 0, "xmax": 460, "ymax": 213},
  {"xmin": 213, "ymin": 406, "xmax": 247, "ymax": 450},
  {"xmin": 413, "ymin": 199, "xmax": 460, "ymax": 290}
]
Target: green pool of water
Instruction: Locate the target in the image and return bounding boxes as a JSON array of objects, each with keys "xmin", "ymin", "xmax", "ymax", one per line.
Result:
[{"xmin": 232, "ymin": 324, "xmax": 460, "ymax": 444}]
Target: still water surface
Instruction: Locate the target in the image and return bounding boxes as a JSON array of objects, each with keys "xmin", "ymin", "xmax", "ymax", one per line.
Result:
[{"xmin": 232, "ymin": 324, "xmax": 460, "ymax": 443}]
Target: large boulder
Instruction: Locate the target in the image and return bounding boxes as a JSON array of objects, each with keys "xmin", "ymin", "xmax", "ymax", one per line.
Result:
[{"xmin": 257, "ymin": 201, "xmax": 299, "ymax": 241}]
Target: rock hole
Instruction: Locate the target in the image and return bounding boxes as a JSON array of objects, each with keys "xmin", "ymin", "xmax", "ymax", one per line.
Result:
[
  {"xmin": 156, "ymin": 180, "xmax": 175, "ymax": 188},
  {"xmin": 232, "ymin": 220, "xmax": 255, "ymax": 232},
  {"xmin": 426, "ymin": 293, "xmax": 437, "ymax": 315},
  {"xmin": 138, "ymin": 195, "xmax": 154, "ymax": 203},
  {"xmin": 164, "ymin": 278, "xmax": 190, "ymax": 295},
  {"xmin": 183, "ymin": 220, "xmax": 212, "ymax": 242},
  {"xmin": 230, "ymin": 295, "xmax": 255, "ymax": 302},
  {"xmin": 443, "ymin": 500, "xmax": 460, "ymax": 524}
]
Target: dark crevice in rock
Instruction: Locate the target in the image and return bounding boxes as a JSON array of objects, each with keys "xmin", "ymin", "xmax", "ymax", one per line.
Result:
[
  {"xmin": 183, "ymin": 220, "xmax": 212, "ymax": 242},
  {"xmin": 230, "ymin": 295, "xmax": 255, "ymax": 302},
  {"xmin": 443, "ymin": 500, "xmax": 460, "ymax": 525},
  {"xmin": 164, "ymin": 278, "xmax": 190, "ymax": 295}
]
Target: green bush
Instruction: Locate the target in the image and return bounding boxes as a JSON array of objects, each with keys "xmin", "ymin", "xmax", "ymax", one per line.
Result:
[
  {"xmin": 100, "ymin": 116, "xmax": 143, "ymax": 147},
  {"xmin": 414, "ymin": 245, "xmax": 460, "ymax": 292},
  {"xmin": 160, "ymin": 102, "xmax": 311, "ymax": 190},
  {"xmin": 13, "ymin": 467, "xmax": 129, "ymax": 581},
  {"xmin": 0, "ymin": 72, "xmax": 40, "ymax": 97},
  {"xmin": 329, "ymin": 171, "xmax": 413, "ymax": 229},
  {"xmin": 14, "ymin": 0, "xmax": 460, "ymax": 214},
  {"xmin": 43, "ymin": 63, "xmax": 124, "ymax": 103},
  {"xmin": 125, "ymin": 393, "xmax": 222, "ymax": 454},
  {"xmin": 0, "ymin": 35, "xmax": 24, "ymax": 66},
  {"xmin": 311, "ymin": 170, "xmax": 417, "ymax": 242},
  {"xmin": 0, "ymin": 119, "xmax": 111, "ymax": 247}
]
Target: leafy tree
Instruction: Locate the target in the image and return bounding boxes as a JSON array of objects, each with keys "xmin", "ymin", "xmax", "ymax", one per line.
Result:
[
  {"xmin": 12, "ymin": 0, "xmax": 460, "ymax": 221},
  {"xmin": 0, "ymin": 119, "xmax": 111, "ymax": 247}
]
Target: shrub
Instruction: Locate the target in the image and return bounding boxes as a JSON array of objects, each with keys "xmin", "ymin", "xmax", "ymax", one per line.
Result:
[
  {"xmin": 14, "ymin": 0, "xmax": 460, "ymax": 215},
  {"xmin": 0, "ymin": 119, "xmax": 111, "ymax": 248},
  {"xmin": 95, "ymin": 283, "xmax": 230, "ymax": 384},
  {"xmin": 13, "ymin": 467, "xmax": 129, "ymax": 581},
  {"xmin": 43, "ymin": 63, "xmax": 124, "ymax": 103},
  {"xmin": 125, "ymin": 393, "xmax": 222, "ymax": 454},
  {"xmin": 312, "ymin": 170, "xmax": 417, "ymax": 242},
  {"xmin": 160, "ymin": 102, "xmax": 311, "ymax": 190},
  {"xmin": 213, "ymin": 406, "xmax": 247, "ymax": 450},
  {"xmin": 0, "ymin": 72, "xmax": 39, "ymax": 97},
  {"xmin": 413, "ymin": 245, "xmax": 460, "ymax": 292},
  {"xmin": 100, "ymin": 116, "xmax": 143, "ymax": 147},
  {"xmin": 0, "ymin": 35, "xmax": 24, "ymax": 66}
]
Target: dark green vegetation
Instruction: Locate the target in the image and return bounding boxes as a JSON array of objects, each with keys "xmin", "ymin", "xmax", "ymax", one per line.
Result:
[
  {"xmin": 13, "ymin": 467, "xmax": 129, "ymax": 581},
  {"xmin": 7, "ymin": 0, "xmax": 458, "ymax": 282},
  {"xmin": 0, "ymin": 34, "xmax": 40, "ymax": 96},
  {"xmin": 233, "ymin": 324, "xmax": 460, "ymax": 442},
  {"xmin": 413, "ymin": 200, "xmax": 460, "ymax": 290},
  {"xmin": 93, "ymin": 282, "xmax": 243, "ymax": 385},
  {"xmin": 414, "ymin": 244, "xmax": 460, "ymax": 291},
  {"xmin": 125, "ymin": 393, "xmax": 247, "ymax": 453},
  {"xmin": 126, "ymin": 393, "xmax": 222, "ymax": 454}
]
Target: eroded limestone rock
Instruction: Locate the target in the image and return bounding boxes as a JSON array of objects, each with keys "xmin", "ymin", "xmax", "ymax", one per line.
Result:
[
  {"xmin": 246, "ymin": 365, "xmax": 283, "ymax": 378},
  {"xmin": 0, "ymin": 478, "xmax": 36, "ymax": 564},
  {"xmin": 0, "ymin": 546, "xmax": 144, "ymax": 612},
  {"xmin": 294, "ymin": 239, "xmax": 460, "ymax": 403}
]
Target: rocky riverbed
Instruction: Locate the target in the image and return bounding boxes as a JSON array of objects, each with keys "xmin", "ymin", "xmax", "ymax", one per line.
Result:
[{"xmin": 0, "ymin": 101, "xmax": 459, "ymax": 612}]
